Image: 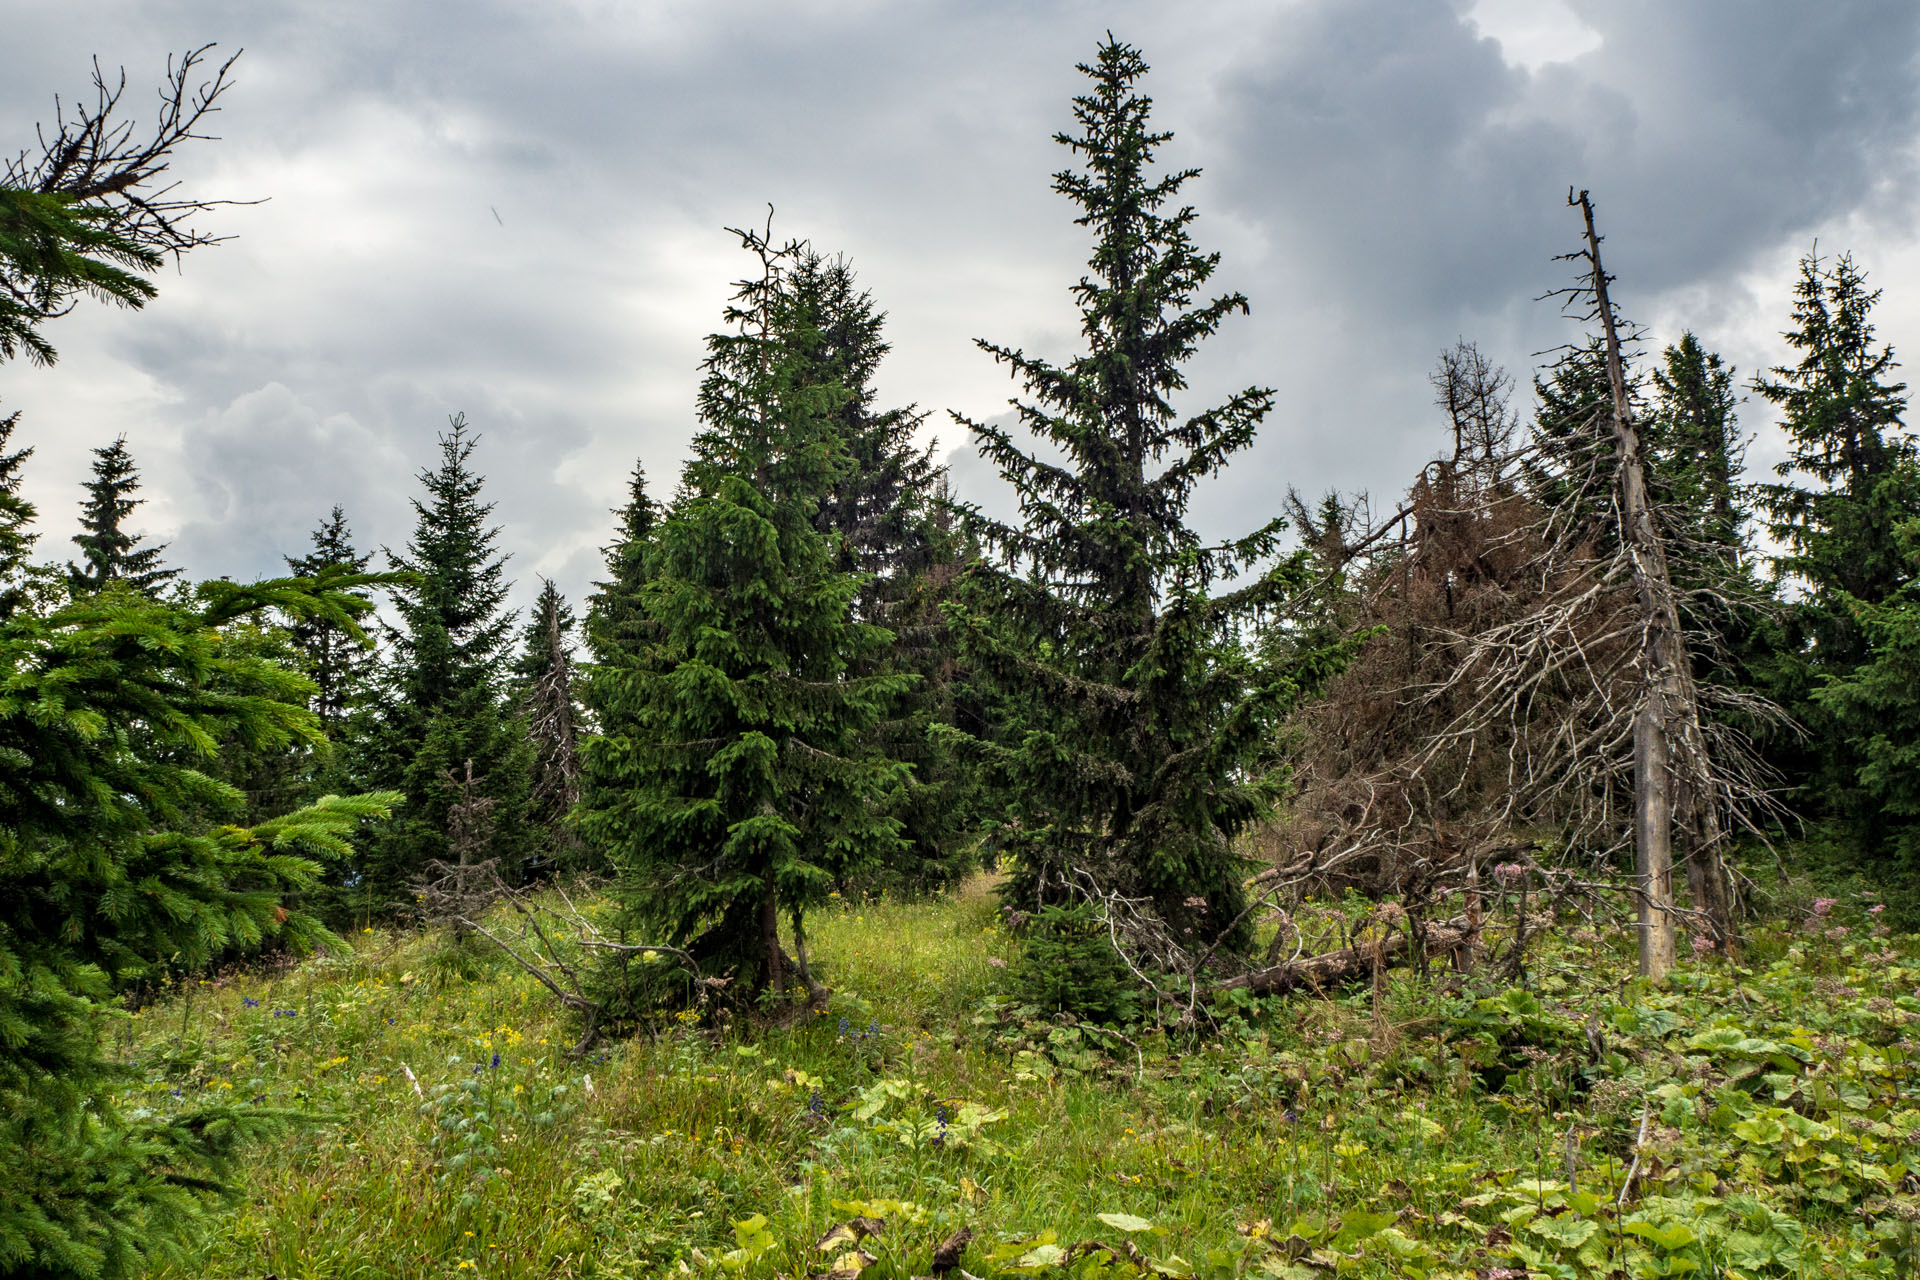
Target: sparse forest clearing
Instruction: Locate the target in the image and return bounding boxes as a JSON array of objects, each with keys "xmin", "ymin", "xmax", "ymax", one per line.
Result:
[
  {"xmin": 127, "ymin": 880, "xmax": 1920, "ymax": 1279},
  {"xmin": 9, "ymin": 23, "xmax": 1920, "ymax": 1280}
]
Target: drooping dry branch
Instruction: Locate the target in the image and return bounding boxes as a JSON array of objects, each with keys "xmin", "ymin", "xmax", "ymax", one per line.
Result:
[
  {"xmin": 6, "ymin": 45, "xmax": 253, "ymax": 262},
  {"xmin": 1261, "ymin": 311, "xmax": 1785, "ymax": 972}
]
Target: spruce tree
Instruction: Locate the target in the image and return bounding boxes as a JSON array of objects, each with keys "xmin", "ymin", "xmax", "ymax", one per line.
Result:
[
  {"xmin": 358, "ymin": 416, "xmax": 532, "ymax": 904},
  {"xmin": 1756, "ymin": 250, "xmax": 1920, "ymax": 890},
  {"xmin": 1649, "ymin": 333, "xmax": 1745, "ymax": 556},
  {"xmin": 283, "ymin": 506, "xmax": 377, "ymax": 727},
  {"xmin": 515, "ymin": 577, "xmax": 584, "ymax": 873},
  {"xmin": 0, "ymin": 403, "xmax": 37, "ymax": 618},
  {"xmin": 949, "ymin": 39, "xmax": 1302, "ymax": 951},
  {"xmin": 577, "ymin": 463, "xmax": 656, "ymax": 878},
  {"xmin": 783, "ymin": 250, "xmax": 981, "ymax": 890},
  {"xmin": 0, "ymin": 565, "xmax": 396, "ymax": 1279},
  {"xmin": 584, "ymin": 462, "xmax": 656, "ymax": 663},
  {"xmin": 66, "ymin": 437, "xmax": 177, "ymax": 596},
  {"xmin": 580, "ymin": 228, "xmax": 910, "ymax": 1006},
  {"xmin": 1758, "ymin": 252, "xmax": 1917, "ymax": 634}
]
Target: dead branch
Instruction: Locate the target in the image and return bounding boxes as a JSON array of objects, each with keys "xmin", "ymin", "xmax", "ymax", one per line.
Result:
[
  {"xmin": 1214, "ymin": 913, "xmax": 1554, "ymax": 996},
  {"xmin": 6, "ymin": 45, "xmax": 254, "ymax": 261}
]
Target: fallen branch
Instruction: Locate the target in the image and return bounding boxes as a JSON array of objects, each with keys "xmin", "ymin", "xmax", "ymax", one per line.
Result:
[{"xmin": 1214, "ymin": 913, "xmax": 1552, "ymax": 995}]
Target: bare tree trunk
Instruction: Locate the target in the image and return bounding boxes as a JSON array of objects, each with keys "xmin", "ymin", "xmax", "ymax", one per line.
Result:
[
  {"xmin": 1577, "ymin": 191, "xmax": 1684, "ymax": 980},
  {"xmin": 1678, "ymin": 773, "xmax": 1735, "ymax": 954},
  {"xmin": 760, "ymin": 877, "xmax": 785, "ymax": 996},
  {"xmin": 1458, "ymin": 850, "xmax": 1482, "ymax": 974},
  {"xmin": 1630, "ymin": 714, "xmax": 1676, "ymax": 977}
]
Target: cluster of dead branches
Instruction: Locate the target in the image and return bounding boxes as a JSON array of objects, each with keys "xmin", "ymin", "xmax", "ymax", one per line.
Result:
[
  {"xmin": 1244, "ymin": 197, "xmax": 1791, "ymax": 983},
  {"xmin": 5, "ymin": 44, "xmax": 247, "ymax": 263}
]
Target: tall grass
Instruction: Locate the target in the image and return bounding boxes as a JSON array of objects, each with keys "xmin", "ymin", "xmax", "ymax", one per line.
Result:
[{"xmin": 124, "ymin": 879, "xmax": 1920, "ymax": 1278}]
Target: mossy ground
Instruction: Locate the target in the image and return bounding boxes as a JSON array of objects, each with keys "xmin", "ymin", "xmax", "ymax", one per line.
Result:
[{"xmin": 123, "ymin": 877, "xmax": 1920, "ymax": 1278}]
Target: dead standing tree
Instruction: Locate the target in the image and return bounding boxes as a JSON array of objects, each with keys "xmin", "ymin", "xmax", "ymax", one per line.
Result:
[
  {"xmin": 418, "ymin": 758, "xmax": 499, "ymax": 939},
  {"xmin": 1267, "ymin": 342, "xmax": 1628, "ymax": 938},
  {"xmin": 1261, "ymin": 266, "xmax": 1775, "ymax": 990},
  {"xmin": 523, "ymin": 578, "xmax": 585, "ymax": 866},
  {"xmin": 1556, "ymin": 190, "xmax": 1734, "ymax": 976}
]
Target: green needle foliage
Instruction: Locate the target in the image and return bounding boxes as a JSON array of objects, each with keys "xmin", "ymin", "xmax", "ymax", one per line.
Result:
[
  {"xmin": 67, "ymin": 437, "xmax": 179, "ymax": 598},
  {"xmin": 1758, "ymin": 251, "xmax": 1920, "ymax": 900},
  {"xmin": 283, "ymin": 506, "xmax": 378, "ymax": 730},
  {"xmin": 950, "ymin": 38, "xmax": 1315, "ymax": 952},
  {"xmin": 0, "ymin": 565, "xmax": 399, "ymax": 1279},
  {"xmin": 357, "ymin": 417, "xmax": 533, "ymax": 905},
  {"xmin": 581, "ymin": 227, "xmax": 911, "ymax": 1009},
  {"xmin": 0, "ymin": 405, "xmax": 38, "ymax": 619},
  {"xmin": 578, "ymin": 463, "xmax": 658, "ymax": 877},
  {"xmin": 784, "ymin": 250, "xmax": 981, "ymax": 892},
  {"xmin": 0, "ymin": 188, "xmax": 159, "ymax": 367},
  {"xmin": 1759, "ymin": 252, "xmax": 1919, "ymax": 653}
]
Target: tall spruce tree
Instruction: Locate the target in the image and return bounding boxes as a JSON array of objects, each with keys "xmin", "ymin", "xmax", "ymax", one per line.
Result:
[
  {"xmin": 1759, "ymin": 251, "xmax": 1917, "ymax": 638},
  {"xmin": 1649, "ymin": 333, "xmax": 1745, "ymax": 556},
  {"xmin": 783, "ymin": 250, "xmax": 981, "ymax": 890},
  {"xmin": 579, "ymin": 228, "xmax": 910, "ymax": 1006},
  {"xmin": 1756, "ymin": 250, "xmax": 1920, "ymax": 891},
  {"xmin": 66, "ymin": 437, "xmax": 177, "ymax": 596},
  {"xmin": 949, "ymin": 39, "xmax": 1304, "ymax": 950},
  {"xmin": 358, "ymin": 416, "xmax": 532, "ymax": 904}
]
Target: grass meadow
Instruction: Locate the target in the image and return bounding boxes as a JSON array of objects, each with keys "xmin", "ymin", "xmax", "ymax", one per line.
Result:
[{"xmin": 120, "ymin": 877, "xmax": 1920, "ymax": 1279}]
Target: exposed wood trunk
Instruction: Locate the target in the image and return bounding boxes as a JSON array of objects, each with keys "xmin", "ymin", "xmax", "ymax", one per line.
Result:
[
  {"xmin": 1631, "ymin": 713, "xmax": 1677, "ymax": 977},
  {"xmin": 1576, "ymin": 189, "xmax": 1727, "ymax": 980},
  {"xmin": 1456, "ymin": 852, "xmax": 1482, "ymax": 975},
  {"xmin": 1677, "ymin": 766, "xmax": 1735, "ymax": 954}
]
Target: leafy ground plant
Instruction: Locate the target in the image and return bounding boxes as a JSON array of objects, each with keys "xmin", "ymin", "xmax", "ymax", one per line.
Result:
[{"xmin": 119, "ymin": 879, "xmax": 1920, "ymax": 1278}]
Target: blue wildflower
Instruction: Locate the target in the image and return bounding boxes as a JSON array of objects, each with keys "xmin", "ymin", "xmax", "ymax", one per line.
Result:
[
  {"xmin": 933, "ymin": 1103, "xmax": 949, "ymax": 1148},
  {"xmin": 491, "ymin": 1052, "xmax": 501, "ymax": 1070},
  {"xmin": 242, "ymin": 996, "xmax": 259, "ymax": 1009}
]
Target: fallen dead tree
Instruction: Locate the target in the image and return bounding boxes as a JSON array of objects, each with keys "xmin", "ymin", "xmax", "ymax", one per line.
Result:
[{"xmin": 1211, "ymin": 912, "xmax": 1552, "ymax": 996}]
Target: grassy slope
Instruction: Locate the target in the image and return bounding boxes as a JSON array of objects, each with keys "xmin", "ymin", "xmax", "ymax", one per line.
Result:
[{"xmin": 124, "ymin": 880, "xmax": 1920, "ymax": 1279}]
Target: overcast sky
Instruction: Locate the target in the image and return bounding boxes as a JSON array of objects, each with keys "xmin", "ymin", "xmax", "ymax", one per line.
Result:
[{"xmin": 6, "ymin": 0, "xmax": 1919, "ymax": 618}]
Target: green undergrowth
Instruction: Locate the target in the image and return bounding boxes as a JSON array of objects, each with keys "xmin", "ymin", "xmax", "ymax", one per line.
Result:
[{"xmin": 119, "ymin": 880, "xmax": 1920, "ymax": 1279}]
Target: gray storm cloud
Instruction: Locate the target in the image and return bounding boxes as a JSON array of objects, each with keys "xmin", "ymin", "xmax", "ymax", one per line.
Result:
[{"xmin": 3, "ymin": 0, "xmax": 1917, "ymax": 612}]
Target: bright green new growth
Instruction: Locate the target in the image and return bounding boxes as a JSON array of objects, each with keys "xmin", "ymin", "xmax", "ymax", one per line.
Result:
[
  {"xmin": 581, "ymin": 226, "xmax": 912, "ymax": 1008},
  {"xmin": 0, "ymin": 188, "xmax": 159, "ymax": 367},
  {"xmin": 0, "ymin": 566, "xmax": 399, "ymax": 1279}
]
